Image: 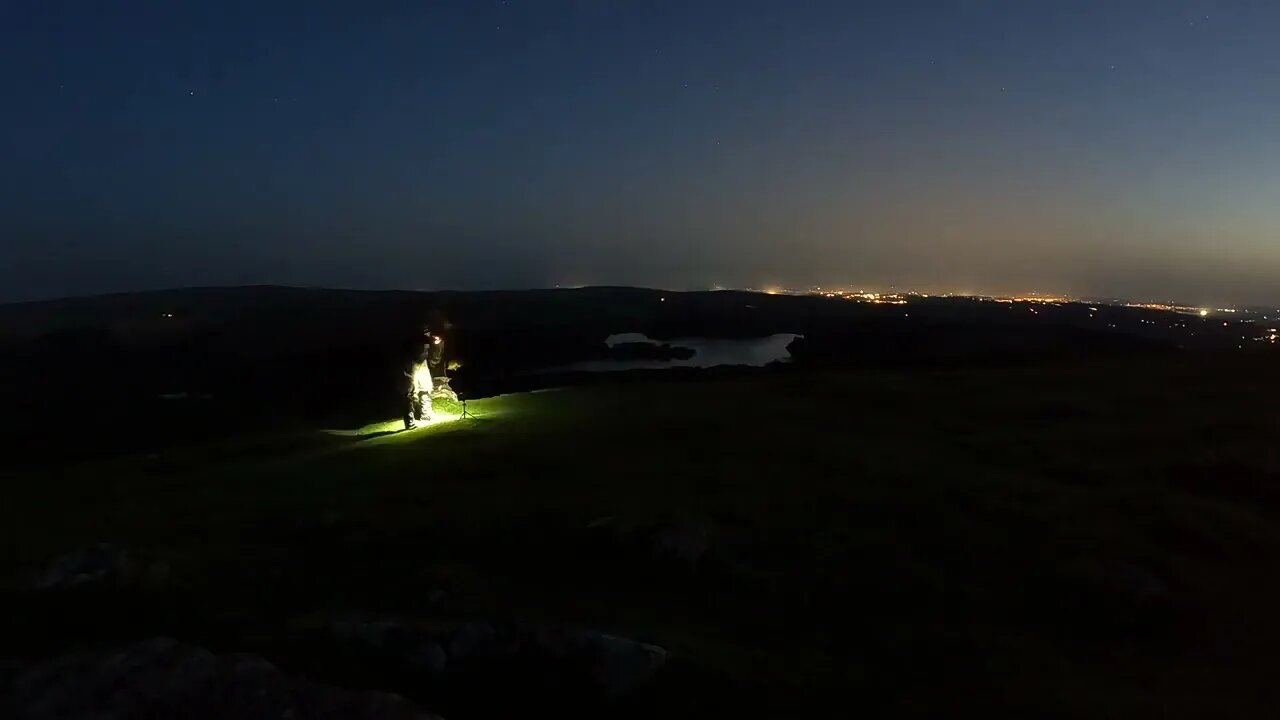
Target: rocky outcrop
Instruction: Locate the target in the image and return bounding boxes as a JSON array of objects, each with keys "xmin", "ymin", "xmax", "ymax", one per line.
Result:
[
  {"xmin": 587, "ymin": 517, "xmax": 712, "ymax": 571},
  {"xmin": 9, "ymin": 637, "xmax": 438, "ymax": 720},
  {"xmin": 24, "ymin": 544, "xmax": 170, "ymax": 591},
  {"xmin": 332, "ymin": 619, "xmax": 667, "ymax": 696},
  {"xmin": 430, "ymin": 377, "xmax": 459, "ymax": 403},
  {"xmin": 429, "ymin": 378, "xmax": 462, "ymax": 414}
]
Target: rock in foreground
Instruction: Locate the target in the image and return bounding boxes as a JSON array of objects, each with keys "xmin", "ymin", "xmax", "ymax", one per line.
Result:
[
  {"xmin": 10, "ymin": 637, "xmax": 438, "ymax": 720},
  {"xmin": 23, "ymin": 544, "xmax": 170, "ymax": 592},
  {"xmin": 332, "ymin": 619, "xmax": 667, "ymax": 696}
]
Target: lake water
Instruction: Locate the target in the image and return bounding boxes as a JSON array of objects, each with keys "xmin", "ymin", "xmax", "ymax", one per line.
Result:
[{"xmin": 559, "ymin": 333, "xmax": 802, "ymax": 372}]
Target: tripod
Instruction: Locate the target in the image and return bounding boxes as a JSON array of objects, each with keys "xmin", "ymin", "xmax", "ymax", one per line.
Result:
[
  {"xmin": 459, "ymin": 397, "xmax": 478, "ymax": 420},
  {"xmin": 438, "ymin": 374, "xmax": 476, "ymax": 421}
]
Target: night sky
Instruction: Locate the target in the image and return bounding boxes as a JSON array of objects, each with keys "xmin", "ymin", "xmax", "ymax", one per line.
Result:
[{"xmin": 3, "ymin": 1, "xmax": 1278, "ymax": 303}]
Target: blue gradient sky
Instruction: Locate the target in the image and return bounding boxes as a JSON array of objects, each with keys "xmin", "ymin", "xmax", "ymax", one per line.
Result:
[{"xmin": 2, "ymin": 1, "xmax": 1277, "ymax": 303}]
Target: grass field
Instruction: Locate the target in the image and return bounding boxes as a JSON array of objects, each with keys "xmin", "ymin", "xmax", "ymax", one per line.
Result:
[{"xmin": 5, "ymin": 357, "xmax": 1280, "ymax": 718}]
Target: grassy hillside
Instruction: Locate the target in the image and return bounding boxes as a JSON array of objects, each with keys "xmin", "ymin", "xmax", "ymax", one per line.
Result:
[{"xmin": 5, "ymin": 357, "xmax": 1280, "ymax": 718}]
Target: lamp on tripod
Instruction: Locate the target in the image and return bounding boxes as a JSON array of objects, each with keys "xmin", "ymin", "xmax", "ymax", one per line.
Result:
[
  {"xmin": 451, "ymin": 375, "xmax": 478, "ymax": 420},
  {"xmin": 459, "ymin": 394, "xmax": 478, "ymax": 420}
]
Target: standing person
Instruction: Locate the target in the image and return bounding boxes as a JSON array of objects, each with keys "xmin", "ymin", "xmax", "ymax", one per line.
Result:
[
  {"xmin": 425, "ymin": 309, "xmax": 460, "ymax": 402},
  {"xmin": 403, "ymin": 323, "xmax": 440, "ymax": 428},
  {"xmin": 426, "ymin": 309, "xmax": 452, "ymax": 377}
]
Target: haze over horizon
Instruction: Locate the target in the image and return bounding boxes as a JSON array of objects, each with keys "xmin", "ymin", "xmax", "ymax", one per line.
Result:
[{"xmin": 4, "ymin": 1, "xmax": 1279, "ymax": 305}]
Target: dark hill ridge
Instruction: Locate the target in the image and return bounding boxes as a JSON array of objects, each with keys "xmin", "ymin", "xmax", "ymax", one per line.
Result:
[
  {"xmin": 0, "ymin": 284, "xmax": 1197, "ymax": 358},
  {"xmin": 1, "ymin": 285, "xmax": 1265, "ymax": 466}
]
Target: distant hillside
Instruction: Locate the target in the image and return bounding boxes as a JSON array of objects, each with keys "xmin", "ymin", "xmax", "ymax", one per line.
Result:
[{"xmin": 2, "ymin": 284, "xmax": 1267, "ymax": 466}]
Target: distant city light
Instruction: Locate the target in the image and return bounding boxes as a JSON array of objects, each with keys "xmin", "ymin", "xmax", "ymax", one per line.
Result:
[{"xmin": 739, "ymin": 287, "xmax": 1248, "ymax": 329}]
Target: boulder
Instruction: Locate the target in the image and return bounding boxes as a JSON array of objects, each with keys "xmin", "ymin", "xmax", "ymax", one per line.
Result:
[
  {"xmin": 409, "ymin": 642, "xmax": 448, "ymax": 673},
  {"xmin": 9, "ymin": 637, "xmax": 438, "ymax": 720},
  {"xmin": 587, "ymin": 517, "xmax": 712, "ymax": 571},
  {"xmin": 1106, "ymin": 560, "xmax": 1171, "ymax": 608},
  {"xmin": 27, "ymin": 543, "xmax": 131, "ymax": 590},
  {"xmin": 331, "ymin": 619, "xmax": 666, "ymax": 696},
  {"xmin": 430, "ymin": 377, "xmax": 459, "ymax": 403},
  {"xmin": 648, "ymin": 524, "xmax": 711, "ymax": 568},
  {"xmin": 24, "ymin": 544, "xmax": 172, "ymax": 592},
  {"xmin": 429, "ymin": 380, "xmax": 462, "ymax": 415},
  {"xmin": 525, "ymin": 625, "xmax": 669, "ymax": 695},
  {"xmin": 1052, "ymin": 556, "xmax": 1182, "ymax": 643}
]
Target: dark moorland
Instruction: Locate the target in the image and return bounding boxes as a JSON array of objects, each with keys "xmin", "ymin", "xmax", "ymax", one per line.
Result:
[{"xmin": 3, "ymin": 286, "xmax": 1279, "ymax": 718}]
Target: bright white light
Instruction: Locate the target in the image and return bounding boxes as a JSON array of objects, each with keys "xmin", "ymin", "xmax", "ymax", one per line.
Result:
[
  {"xmin": 1199, "ymin": 309, "xmax": 1209, "ymax": 317},
  {"xmin": 412, "ymin": 363, "xmax": 433, "ymax": 392},
  {"xmin": 405, "ymin": 411, "xmax": 461, "ymax": 431}
]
